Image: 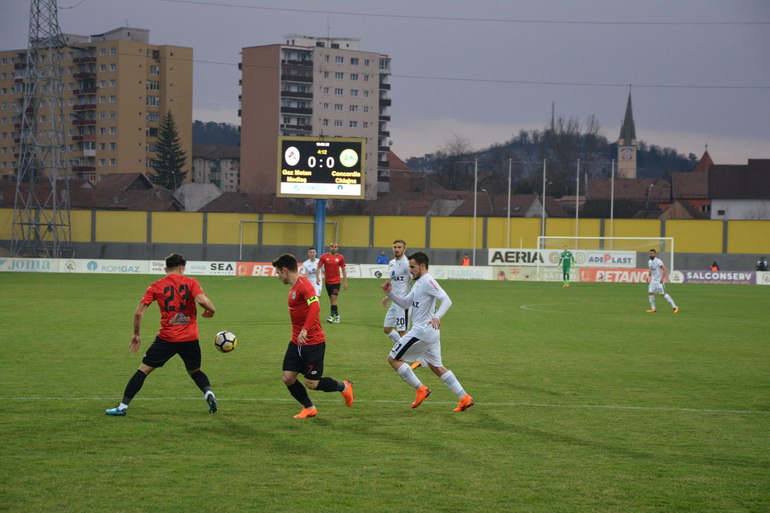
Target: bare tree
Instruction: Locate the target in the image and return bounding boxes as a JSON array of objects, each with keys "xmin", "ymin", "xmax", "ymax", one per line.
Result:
[{"xmin": 432, "ymin": 134, "xmax": 475, "ymax": 190}]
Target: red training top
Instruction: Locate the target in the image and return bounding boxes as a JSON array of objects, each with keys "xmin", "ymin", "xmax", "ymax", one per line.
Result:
[
  {"xmin": 141, "ymin": 273, "xmax": 204, "ymax": 342},
  {"xmin": 318, "ymin": 252, "xmax": 346, "ymax": 284},
  {"xmin": 288, "ymin": 276, "xmax": 324, "ymax": 346}
]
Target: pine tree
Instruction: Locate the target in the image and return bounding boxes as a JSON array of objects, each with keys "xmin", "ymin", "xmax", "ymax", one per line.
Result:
[{"xmin": 149, "ymin": 111, "xmax": 187, "ymax": 190}]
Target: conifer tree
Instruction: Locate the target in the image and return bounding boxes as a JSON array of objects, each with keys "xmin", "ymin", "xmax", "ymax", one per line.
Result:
[{"xmin": 149, "ymin": 111, "xmax": 187, "ymax": 189}]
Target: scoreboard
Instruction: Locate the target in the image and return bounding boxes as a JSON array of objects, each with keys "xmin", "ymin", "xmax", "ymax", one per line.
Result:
[{"xmin": 277, "ymin": 136, "xmax": 366, "ymax": 199}]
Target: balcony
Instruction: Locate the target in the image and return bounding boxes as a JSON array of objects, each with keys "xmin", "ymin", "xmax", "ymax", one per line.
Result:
[
  {"xmin": 72, "ymin": 119, "xmax": 96, "ymax": 126},
  {"xmin": 73, "ymin": 57, "xmax": 96, "ymax": 64},
  {"xmin": 378, "ymin": 130, "xmax": 390, "ymax": 137},
  {"xmin": 73, "ymin": 104, "xmax": 97, "ymax": 111},
  {"xmin": 72, "ymin": 166, "xmax": 96, "ymax": 172},
  {"xmin": 280, "ymin": 106, "xmax": 312, "ymax": 115},
  {"xmin": 281, "ymin": 124, "xmax": 312, "ymax": 132},
  {"xmin": 379, "ymin": 83, "xmax": 391, "ymax": 90},
  {"xmin": 73, "ymin": 72, "xmax": 96, "ymax": 79},
  {"xmin": 378, "ymin": 146, "xmax": 390, "ymax": 152},
  {"xmin": 281, "ymin": 90, "xmax": 313, "ymax": 99},
  {"xmin": 280, "ymin": 73, "xmax": 313, "ymax": 83},
  {"xmin": 82, "ymin": 149, "xmax": 96, "ymax": 157},
  {"xmin": 379, "ymin": 98, "xmax": 392, "ymax": 107},
  {"xmin": 281, "ymin": 59, "xmax": 313, "ymax": 67},
  {"xmin": 72, "ymin": 135, "xmax": 83, "ymax": 141},
  {"xmin": 73, "ymin": 87, "xmax": 98, "ymax": 95},
  {"xmin": 379, "ymin": 115, "xmax": 391, "ymax": 122}
]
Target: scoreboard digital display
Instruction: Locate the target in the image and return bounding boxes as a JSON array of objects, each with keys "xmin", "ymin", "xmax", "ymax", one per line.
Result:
[{"xmin": 277, "ymin": 136, "xmax": 366, "ymax": 199}]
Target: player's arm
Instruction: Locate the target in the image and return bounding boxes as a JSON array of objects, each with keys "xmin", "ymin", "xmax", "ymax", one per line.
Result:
[
  {"xmin": 298, "ymin": 296, "xmax": 320, "ymax": 345},
  {"xmin": 316, "ymin": 260, "xmax": 324, "ymax": 284},
  {"xmin": 660, "ymin": 264, "xmax": 669, "ymax": 283},
  {"xmin": 195, "ymin": 293, "xmax": 216, "ymax": 318},
  {"xmin": 430, "ymin": 292, "xmax": 452, "ymax": 329},
  {"xmin": 342, "ymin": 265, "xmax": 348, "ymax": 290},
  {"xmin": 130, "ymin": 302, "xmax": 150, "ymax": 352}
]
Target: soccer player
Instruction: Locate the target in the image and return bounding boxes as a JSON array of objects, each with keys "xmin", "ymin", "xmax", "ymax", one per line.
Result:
[
  {"xmin": 558, "ymin": 245, "xmax": 575, "ymax": 287},
  {"xmin": 382, "ymin": 251, "xmax": 474, "ymax": 412},
  {"xmin": 317, "ymin": 241, "xmax": 347, "ymax": 323},
  {"xmin": 646, "ymin": 249, "xmax": 679, "ymax": 313},
  {"xmin": 382, "ymin": 239, "xmax": 411, "ymax": 344},
  {"xmin": 300, "ymin": 247, "xmax": 322, "ymax": 300},
  {"xmin": 273, "ymin": 253, "xmax": 354, "ymax": 418},
  {"xmin": 105, "ymin": 253, "xmax": 218, "ymax": 416}
]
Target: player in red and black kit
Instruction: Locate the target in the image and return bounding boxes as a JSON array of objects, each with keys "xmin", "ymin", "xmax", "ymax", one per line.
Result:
[
  {"xmin": 106, "ymin": 253, "xmax": 218, "ymax": 416},
  {"xmin": 317, "ymin": 241, "xmax": 348, "ymax": 324},
  {"xmin": 273, "ymin": 253, "xmax": 354, "ymax": 418}
]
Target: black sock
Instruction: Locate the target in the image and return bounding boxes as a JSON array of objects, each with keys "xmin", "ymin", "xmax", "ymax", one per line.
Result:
[
  {"xmin": 190, "ymin": 370, "xmax": 212, "ymax": 394},
  {"xmin": 316, "ymin": 377, "xmax": 344, "ymax": 392},
  {"xmin": 122, "ymin": 369, "xmax": 148, "ymax": 405},
  {"xmin": 287, "ymin": 380, "xmax": 313, "ymax": 408},
  {"xmin": 331, "ymin": 305, "xmax": 338, "ymax": 316}
]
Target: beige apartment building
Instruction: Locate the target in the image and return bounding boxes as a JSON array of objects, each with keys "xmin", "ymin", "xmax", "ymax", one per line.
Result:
[
  {"xmin": 0, "ymin": 27, "xmax": 192, "ymax": 183},
  {"xmin": 239, "ymin": 35, "xmax": 391, "ymax": 199}
]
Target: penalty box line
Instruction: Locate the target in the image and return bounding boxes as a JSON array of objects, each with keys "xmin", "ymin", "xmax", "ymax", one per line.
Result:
[{"xmin": 1, "ymin": 397, "xmax": 768, "ymax": 415}]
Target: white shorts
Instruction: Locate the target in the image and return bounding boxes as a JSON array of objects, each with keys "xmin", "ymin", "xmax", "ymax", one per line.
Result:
[
  {"xmin": 383, "ymin": 303, "xmax": 409, "ymax": 332},
  {"xmin": 648, "ymin": 280, "xmax": 666, "ymax": 295},
  {"xmin": 389, "ymin": 324, "xmax": 443, "ymax": 367},
  {"xmin": 312, "ymin": 282, "xmax": 322, "ymax": 300}
]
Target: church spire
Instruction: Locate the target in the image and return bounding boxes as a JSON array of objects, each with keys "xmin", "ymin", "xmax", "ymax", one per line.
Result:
[{"xmin": 619, "ymin": 89, "xmax": 636, "ymax": 145}]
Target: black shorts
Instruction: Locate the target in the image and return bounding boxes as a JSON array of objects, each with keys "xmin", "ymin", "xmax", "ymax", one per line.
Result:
[
  {"xmin": 142, "ymin": 337, "xmax": 202, "ymax": 370},
  {"xmin": 325, "ymin": 283, "xmax": 340, "ymax": 297},
  {"xmin": 282, "ymin": 341, "xmax": 325, "ymax": 380}
]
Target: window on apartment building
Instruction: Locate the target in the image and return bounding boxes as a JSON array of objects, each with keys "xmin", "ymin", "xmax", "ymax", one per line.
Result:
[
  {"xmin": 363, "ymin": 106, "xmax": 369, "ymax": 113},
  {"xmin": 324, "ymin": 55, "xmax": 329, "ymax": 62},
  {"xmin": 322, "ymin": 119, "xmax": 329, "ymax": 126},
  {"xmin": 334, "ymin": 88, "xmax": 343, "ymax": 96},
  {"xmin": 110, "ymin": 111, "xmax": 116, "ymax": 119},
  {"xmin": 99, "ymin": 159, "xmax": 105, "ymax": 166},
  {"xmin": 110, "ymin": 64, "xmax": 116, "ymax": 71},
  {"xmin": 100, "ymin": 143, "xmax": 106, "ymax": 150},
  {"xmin": 99, "ymin": 112, "xmax": 106, "ymax": 119},
  {"xmin": 100, "ymin": 128, "xmax": 106, "ymax": 135},
  {"xmin": 100, "ymin": 48, "xmax": 107, "ymax": 56},
  {"xmin": 99, "ymin": 64, "xmax": 106, "ymax": 72},
  {"xmin": 334, "ymin": 120, "xmax": 343, "ymax": 127},
  {"xmin": 363, "ymin": 91, "xmax": 369, "ymax": 98},
  {"xmin": 363, "ymin": 122, "xmax": 369, "ymax": 129},
  {"xmin": 323, "ymin": 87, "xmax": 330, "ymax": 94},
  {"xmin": 100, "ymin": 96, "xmax": 106, "ymax": 103},
  {"xmin": 323, "ymin": 103, "xmax": 329, "ymax": 110},
  {"xmin": 349, "ymin": 121, "xmax": 357, "ymax": 128},
  {"xmin": 110, "ymin": 159, "xmax": 116, "ymax": 166},
  {"xmin": 110, "ymin": 127, "xmax": 116, "ymax": 135},
  {"xmin": 110, "ymin": 142, "xmax": 116, "ymax": 150},
  {"xmin": 351, "ymin": 58, "xmax": 359, "ymax": 65},
  {"xmin": 349, "ymin": 105, "xmax": 358, "ymax": 112},
  {"xmin": 110, "ymin": 95, "xmax": 117, "ymax": 103},
  {"xmin": 350, "ymin": 73, "xmax": 359, "ymax": 81},
  {"xmin": 350, "ymin": 89, "xmax": 358, "ymax": 97},
  {"xmin": 147, "ymin": 96, "xmax": 160, "ymax": 106},
  {"xmin": 110, "ymin": 47, "xmax": 117, "ymax": 55},
  {"xmin": 323, "ymin": 71, "xmax": 329, "ymax": 78},
  {"xmin": 335, "ymin": 72, "xmax": 344, "ymax": 80},
  {"xmin": 336, "ymin": 56, "xmax": 344, "ymax": 64},
  {"xmin": 147, "ymin": 81, "xmax": 160, "ymax": 91},
  {"xmin": 110, "ymin": 79, "xmax": 116, "ymax": 87},
  {"xmin": 147, "ymin": 112, "xmax": 159, "ymax": 121},
  {"xmin": 364, "ymin": 59, "xmax": 370, "ymax": 66},
  {"xmin": 150, "ymin": 65, "xmax": 160, "ymax": 75},
  {"xmin": 334, "ymin": 104, "xmax": 343, "ymax": 111}
]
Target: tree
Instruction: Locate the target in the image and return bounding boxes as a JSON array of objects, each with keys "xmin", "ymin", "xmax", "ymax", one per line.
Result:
[
  {"xmin": 432, "ymin": 134, "xmax": 475, "ymax": 190},
  {"xmin": 149, "ymin": 111, "xmax": 187, "ymax": 190}
]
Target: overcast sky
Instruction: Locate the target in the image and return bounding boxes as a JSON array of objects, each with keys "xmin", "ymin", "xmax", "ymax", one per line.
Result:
[{"xmin": 2, "ymin": 0, "xmax": 769, "ymax": 165}]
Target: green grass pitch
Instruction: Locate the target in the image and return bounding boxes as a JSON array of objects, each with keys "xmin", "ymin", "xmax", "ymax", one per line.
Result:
[{"xmin": 1, "ymin": 273, "xmax": 768, "ymax": 512}]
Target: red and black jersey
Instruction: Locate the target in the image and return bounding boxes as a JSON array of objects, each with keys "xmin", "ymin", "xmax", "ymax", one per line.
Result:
[
  {"xmin": 318, "ymin": 253, "xmax": 346, "ymax": 284},
  {"xmin": 288, "ymin": 276, "xmax": 324, "ymax": 346},
  {"xmin": 141, "ymin": 273, "xmax": 204, "ymax": 342}
]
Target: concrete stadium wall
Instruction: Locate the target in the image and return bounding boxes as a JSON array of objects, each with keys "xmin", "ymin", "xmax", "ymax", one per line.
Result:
[{"xmin": 1, "ymin": 208, "xmax": 768, "ymax": 270}]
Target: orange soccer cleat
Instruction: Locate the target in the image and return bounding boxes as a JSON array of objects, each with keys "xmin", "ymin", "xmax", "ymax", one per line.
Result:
[
  {"xmin": 341, "ymin": 380, "xmax": 355, "ymax": 407},
  {"xmin": 293, "ymin": 407, "xmax": 317, "ymax": 419},
  {"xmin": 411, "ymin": 385, "xmax": 432, "ymax": 408},
  {"xmin": 453, "ymin": 394, "xmax": 475, "ymax": 412}
]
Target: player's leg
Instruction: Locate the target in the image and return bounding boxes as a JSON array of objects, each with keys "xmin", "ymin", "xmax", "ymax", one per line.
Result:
[
  {"xmin": 646, "ymin": 281, "xmax": 657, "ymax": 312},
  {"xmin": 282, "ymin": 342, "xmax": 316, "ymax": 417},
  {"xmin": 179, "ymin": 340, "xmax": 217, "ymax": 414},
  {"xmin": 301, "ymin": 344, "xmax": 354, "ymax": 407},
  {"xmin": 389, "ymin": 334, "xmax": 431, "ymax": 407},
  {"xmin": 425, "ymin": 345, "xmax": 474, "ymax": 412},
  {"xmin": 660, "ymin": 284, "xmax": 678, "ymax": 311},
  {"xmin": 326, "ymin": 284, "xmax": 340, "ymax": 323}
]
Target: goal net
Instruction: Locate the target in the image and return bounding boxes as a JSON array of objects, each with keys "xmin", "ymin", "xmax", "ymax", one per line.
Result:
[{"xmin": 536, "ymin": 236, "xmax": 675, "ymax": 281}]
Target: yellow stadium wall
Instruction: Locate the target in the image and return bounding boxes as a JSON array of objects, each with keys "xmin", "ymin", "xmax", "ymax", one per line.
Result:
[
  {"xmin": 2, "ymin": 208, "xmax": 770, "ymax": 255},
  {"xmin": 727, "ymin": 221, "xmax": 770, "ymax": 254},
  {"xmin": 666, "ymin": 220, "xmax": 723, "ymax": 254},
  {"xmin": 373, "ymin": 216, "xmax": 426, "ymax": 249}
]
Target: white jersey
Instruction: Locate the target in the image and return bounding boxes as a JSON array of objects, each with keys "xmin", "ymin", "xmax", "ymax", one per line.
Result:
[
  {"xmin": 300, "ymin": 258, "xmax": 322, "ymax": 296},
  {"xmin": 388, "ymin": 255, "xmax": 411, "ymax": 296},
  {"xmin": 648, "ymin": 257, "xmax": 665, "ymax": 282},
  {"xmin": 404, "ymin": 272, "xmax": 450, "ymax": 329}
]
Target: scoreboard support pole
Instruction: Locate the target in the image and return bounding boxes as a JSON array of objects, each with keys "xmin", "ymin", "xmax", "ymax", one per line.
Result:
[{"xmin": 314, "ymin": 199, "xmax": 327, "ymax": 253}]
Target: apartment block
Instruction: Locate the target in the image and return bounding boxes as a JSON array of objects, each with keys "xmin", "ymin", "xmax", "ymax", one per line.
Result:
[
  {"xmin": 239, "ymin": 35, "xmax": 391, "ymax": 199},
  {"xmin": 192, "ymin": 144, "xmax": 240, "ymax": 192},
  {"xmin": 0, "ymin": 27, "xmax": 192, "ymax": 183}
]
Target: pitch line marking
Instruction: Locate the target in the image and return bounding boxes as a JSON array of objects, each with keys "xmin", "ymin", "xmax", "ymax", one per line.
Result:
[
  {"xmin": 1, "ymin": 397, "xmax": 767, "ymax": 415},
  {"xmin": 519, "ymin": 302, "xmax": 576, "ymax": 313}
]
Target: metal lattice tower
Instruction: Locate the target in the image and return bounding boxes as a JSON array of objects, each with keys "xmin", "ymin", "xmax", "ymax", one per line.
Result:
[{"xmin": 11, "ymin": 0, "xmax": 72, "ymax": 257}]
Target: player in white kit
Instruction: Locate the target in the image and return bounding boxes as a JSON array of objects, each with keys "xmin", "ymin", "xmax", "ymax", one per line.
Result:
[
  {"xmin": 300, "ymin": 248, "xmax": 322, "ymax": 301},
  {"xmin": 382, "ymin": 239, "xmax": 411, "ymax": 343},
  {"xmin": 646, "ymin": 249, "xmax": 678, "ymax": 313},
  {"xmin": 382, "ymin": 251, "xmax": 474, "ymax": 412}
]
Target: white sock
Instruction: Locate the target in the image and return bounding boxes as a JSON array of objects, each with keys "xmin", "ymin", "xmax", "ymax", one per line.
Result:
[
  {"xmin": 648, "ymin": 296, "xmax": 656, "ymax": 310},
  {"xmin": 397, "ymin": 363, "xmax": 423, "ymax": 389},
  {"xmin": 387, "ymin": 331, "xmax": 400, "ymax": 344},
  {"xmin": 664, "ymin": 294, "xmax": 677, "ymax": 308},
  {"xmin": 440, "ymin": 370, "xmax": 466, "ymax": 399},
  {"xmin": 118, "ymin": 402, "xmax": 128, "ymax": 410},
  {"xmin": 205, "ymin": 391, "xmax": 215, "ymax": 399}
]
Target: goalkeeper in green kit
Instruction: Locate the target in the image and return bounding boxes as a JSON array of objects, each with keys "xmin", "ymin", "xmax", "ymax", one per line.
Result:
[{"xmin": 558, "ymin": 245, "xmax": 575, "ymax": 287}]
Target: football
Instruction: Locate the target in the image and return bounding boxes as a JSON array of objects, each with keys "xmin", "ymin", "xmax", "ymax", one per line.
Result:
[{"xmin": 214, "ymin": 330, "xmax": 238, "ymax": 353}]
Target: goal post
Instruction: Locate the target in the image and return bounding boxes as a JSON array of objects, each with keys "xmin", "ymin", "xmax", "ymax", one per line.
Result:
[{"xmin": 536, "ymin": 236, "xmax": 675, "ymax": 280}]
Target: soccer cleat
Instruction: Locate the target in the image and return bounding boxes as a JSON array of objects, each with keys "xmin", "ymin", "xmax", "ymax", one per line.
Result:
[
  {"xmin": 326, "ymin": 315, "xmax": 334, "ymax": 323},
  {"xmin": 453, "ymin": 394, "xmax": 475, "ymax": 412},
  {"xmin": 105, "ymin": 406, "xmax": 126, "ymax": 416},
  {"xmin": 673, "ymin": 307, "xmax": 679, "ymax": 313},
  {"xmin": 206, "ymin": 394, "xmax": 218, "ymax": 414},
  {"xmin": 341, "ymin": 380, "xmax": 355, "ymax": 407},
  {"xmin": 411, "ymin": 385, "xmax": 432, "ymax": 408},
  {"xmin": 293, "ymin": 407, "xmax": 317, "ymax": 419},
  {"xmin": 410, "ymin": 361, "xmax": 421, "ymax": 370},
  {"xmin": 334, "ymin": 315, "xmax": 341, "ymax": 323},
  {"xmin": 646, "ymin": 309, "xmax": 656, "ymax": 313}
]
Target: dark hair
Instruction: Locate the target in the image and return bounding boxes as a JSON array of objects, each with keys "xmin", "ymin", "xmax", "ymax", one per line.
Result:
[
  {"xmin": 408, "ymin": 251, "xmax": 430, "ymax": 269},
  {"xmin": 649, "ymin": 249, "xmax": 657, "ymax": 253},
  {"xmin": 165, "ymin": 253, "xmax": 186, "ymax": 269},
  {"xmin": 272, "ymin": 253, "xmax": 298, "ymax": 272},
  {"xmin": 393, "ymin": 239, "xmax": 406, "ymax": 246}
]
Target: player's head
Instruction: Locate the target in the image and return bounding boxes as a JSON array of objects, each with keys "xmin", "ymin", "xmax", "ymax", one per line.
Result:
[
  {"xmin": 165, "ymin": 253, "xmax": 186, "ymax": 270},
  {"xmin": 649, "ymin": 249, "xmax": 657, "ymax": 260},
  {"xmin": 329, "ymin": 242, "xmax": 339, "ymax": 254},
  {"xmin": 272, "ymin": 253, "xmax": 298, "ymax": 284},
  {"xmin": 392, "ymin": 239, "xmax": 406, "ymax": 258},
  {"xmin": 308, "ymin": 247, "xmax": 317, "ymax": 259},
  {"xmin": 408, "ymin": 251, "xmax": 430, "ymax": 280},
  {"xmin": 563, "ymin": 245, "xmax": 568, "ymax": 250}
]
